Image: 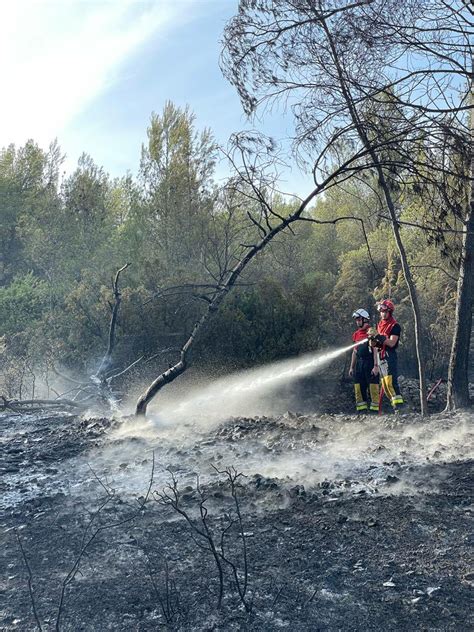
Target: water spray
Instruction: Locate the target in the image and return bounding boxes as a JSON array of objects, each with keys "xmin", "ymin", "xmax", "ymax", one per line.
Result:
[
  {"xmin": 233, "ymin": 341, "xmax": 363, "ymax": 392},
  {"xmin": 148, "ymin": 340, "xmax": 366, "ymax": 425}
]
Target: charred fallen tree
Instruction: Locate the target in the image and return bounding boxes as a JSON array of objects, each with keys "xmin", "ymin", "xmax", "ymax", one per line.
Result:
[{"xmin": 0, "ymin": 394, "xmax": 83, "ymax": 414}]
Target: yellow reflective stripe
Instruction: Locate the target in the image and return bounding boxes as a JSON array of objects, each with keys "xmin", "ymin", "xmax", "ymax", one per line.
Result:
[
  {"xmin": 356, "ymin": 402, "xmax": 368, "ymax": 410},
  {"xmin": 369, "ymin": 383, "xmax": 380, "ymax": 406},
  {"xmin": 354, "ymin": 384, "xmax": 364, "ymax": 404},
  {"xmin": 382, "ymin": 375, "xmax": 396, "ymax": 400}
]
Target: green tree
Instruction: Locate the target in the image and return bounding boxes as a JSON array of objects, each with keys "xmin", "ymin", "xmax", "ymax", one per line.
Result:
[
  {"xmin": 0, "ymin": 140, "xmax": 62, "ymax": 284},
  {"xmin": 139, "ymin": 101, "xmax": 218, "ymax": 280}
]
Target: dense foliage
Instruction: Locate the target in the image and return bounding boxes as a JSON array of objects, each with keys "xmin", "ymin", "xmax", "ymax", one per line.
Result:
[{"xmin": 0, "ymin": 100, "xmax": 463, "ymax": 400}]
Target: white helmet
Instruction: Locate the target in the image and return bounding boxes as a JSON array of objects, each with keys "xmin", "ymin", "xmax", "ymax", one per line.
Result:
[{"xmin": 352, "ymin": 308, "xmax": 370, "ymax": 320}]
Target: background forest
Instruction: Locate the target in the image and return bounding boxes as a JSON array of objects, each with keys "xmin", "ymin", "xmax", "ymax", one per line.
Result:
[{"xmin": 0, "ymin": 100, "xmax": 463, "ymax": 402}]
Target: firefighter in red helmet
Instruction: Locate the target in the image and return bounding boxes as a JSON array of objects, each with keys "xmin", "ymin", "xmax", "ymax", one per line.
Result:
[
  {"xmin": 349, "ymin": 309, "xmax": 379, "ymax": 413},
  {"xmin": 368, "ymin": 299, "xmax": 404, "ymax": 412}
]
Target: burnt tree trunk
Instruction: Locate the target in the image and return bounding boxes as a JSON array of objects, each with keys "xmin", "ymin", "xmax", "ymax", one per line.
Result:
[
  {"xmin": 446, "ymin": 59, "xmax": 474, "ymax": 410},
  {"xmin": 95, "ymin": 263, "xmax": 130, "ymax": 383},
  {"xmin": 320, "ymin": 15, "xmax": 428, "ymax": 415}
]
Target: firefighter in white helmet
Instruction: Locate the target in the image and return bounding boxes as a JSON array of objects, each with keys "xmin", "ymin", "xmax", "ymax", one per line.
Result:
[{"xmin": 349, "ymin": 309, "xmax": 379, "ymax": 413}]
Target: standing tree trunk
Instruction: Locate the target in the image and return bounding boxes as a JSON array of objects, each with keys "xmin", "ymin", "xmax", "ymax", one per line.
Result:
[
  {"xmin": 95, "ymin": 263, "xmax": 130, "ymax": 383},
  {"xmin": 446, "ymin": 57, "xmax": 474, "ymax": 410},
  {"xmin": 320, "ymin": 15, "xmax": 429, "ymax": 415}
]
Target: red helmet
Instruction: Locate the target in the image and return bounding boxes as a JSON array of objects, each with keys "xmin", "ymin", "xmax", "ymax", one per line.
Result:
[{"xmin": 377, "ymin": 299, "xmax": 395, "ymax": 313}]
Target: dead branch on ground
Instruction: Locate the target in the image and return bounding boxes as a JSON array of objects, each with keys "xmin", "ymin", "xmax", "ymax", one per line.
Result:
[{"xmin": 1, "ymin": 395, "xmax": 83, "ymax": 414}]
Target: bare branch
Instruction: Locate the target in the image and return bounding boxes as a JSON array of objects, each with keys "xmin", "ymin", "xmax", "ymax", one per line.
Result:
[
  {"xmin": 298, "ymin": 214, "xmax": 380, "ymax": 275},
  {"xmin": 96, "ymin": 263, "xmax": 130, "ymax": 380},
  {"xmin": 16, "ymin": 530, "xmax": 43, "ymax": 631}
]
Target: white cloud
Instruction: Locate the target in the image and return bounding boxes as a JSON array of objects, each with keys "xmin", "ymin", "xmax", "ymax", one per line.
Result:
[{"xmin": 0, "ymin": 0, "xmax": 192, "ymax": 149}]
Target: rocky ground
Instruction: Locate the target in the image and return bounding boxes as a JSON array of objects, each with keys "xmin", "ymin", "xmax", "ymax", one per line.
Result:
[{"xmin": 0, "ymin": 392, "xmax": 473, "ymax": 631}]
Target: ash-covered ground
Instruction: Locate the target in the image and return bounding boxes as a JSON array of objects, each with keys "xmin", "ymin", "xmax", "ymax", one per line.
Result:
[{"xmin": 1, "ymin": 383, "xmax": 473, "ymax": 630}]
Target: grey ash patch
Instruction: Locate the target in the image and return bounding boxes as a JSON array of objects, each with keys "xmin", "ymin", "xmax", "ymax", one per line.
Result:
[{"xmin": 0, "ymin": 409, "xmax": 472, "ymax": 630}]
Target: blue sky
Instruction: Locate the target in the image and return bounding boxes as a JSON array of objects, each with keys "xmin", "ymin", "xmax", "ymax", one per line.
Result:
[{"xmin": 2, "ymin": 0, "xmax": 307, "ymax": 194}]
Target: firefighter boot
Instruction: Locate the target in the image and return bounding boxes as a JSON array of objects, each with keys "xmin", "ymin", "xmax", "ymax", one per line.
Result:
[
  {"xmin": 381, "ymin": 375, "xmax": 404, "ymax": 412},
  {"xmin": 369, "ymin": 383, "xmax": 380, "ymax": 413},
  {"xmin": 354, "ymin": 383, "xmax": 368, "ymax": 413}
]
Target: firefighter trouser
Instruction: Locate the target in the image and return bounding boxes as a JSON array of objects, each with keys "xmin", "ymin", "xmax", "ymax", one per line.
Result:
[
  {"xmin": 380, "ymin": 352, "xmax": 404, "ymax": 410},
  {"xmin": 354, "ymin": 359, "xmax": 379, "ymax": 412}
]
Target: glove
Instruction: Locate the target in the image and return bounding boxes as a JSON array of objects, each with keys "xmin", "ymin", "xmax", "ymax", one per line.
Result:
[{"xmin": 368, "ymin": 333, "xmax": 386, "ymax": 348}]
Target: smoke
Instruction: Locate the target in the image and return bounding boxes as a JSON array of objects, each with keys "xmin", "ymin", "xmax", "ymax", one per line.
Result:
[
  {"xmin": 66, "ymin": 409, "xmax": 474, "ymax": 508},
  {"xmin": 2, "ymin": 408, "xmax": 472, "ymax": 511},
  {"xmin": 72, "ymin": 341, "xmax": 474, "ymax": 502},
  {"xmin": 248, "ymin": 414, "xmax": 473, "ymax": 483},
  {"xmin": 4, "ymin": 344, "xmax": 471, "ymax": 511}
]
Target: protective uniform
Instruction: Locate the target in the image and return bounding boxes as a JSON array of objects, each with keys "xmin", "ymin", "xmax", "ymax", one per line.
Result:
[
  {"xmin": 351, "ymin": 311, "xmax": 379, "ymax": 413},
  {"xmin": 373, "ymin": 301, "xmax": 404, "ymax": 411}
]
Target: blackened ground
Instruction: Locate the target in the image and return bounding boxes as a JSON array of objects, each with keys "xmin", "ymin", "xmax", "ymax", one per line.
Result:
[{"xmin": 0, "ymin": 406, "xmax": 472, "ymax": 631}]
